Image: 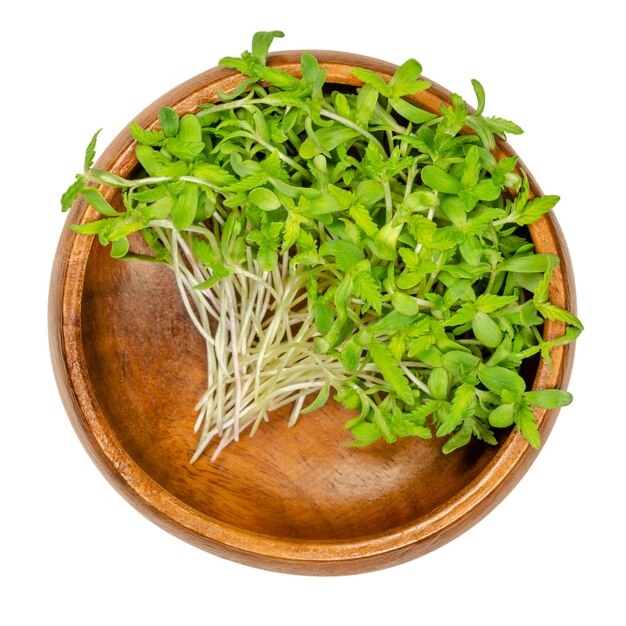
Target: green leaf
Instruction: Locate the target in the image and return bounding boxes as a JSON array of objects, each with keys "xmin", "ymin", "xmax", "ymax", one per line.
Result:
[
  {"xmin": 370, "ymin": 311, "xmax": 419, "ymax": 335},
  {"xmin": 369, "ymin": 343, "xmax": 414, "ymax": 406},
  {"xmin": 89, "ymin": 169, "xmax": 135, "ymax": 188},
  {"xmin": 488, "ymin": 403, "xmax": 516, "ymax": 428},
  {"xmin": 130, "ymin": 121, "xmax": 166, "ymax": 147},
  {"xmin": 514, "ymin": 195, "xmax": 560, "ymax": 225},
  {"xmin": 471, "ymin": 79, "xmax": 486, "ymax": 116},
  {"xmin": 459, "ymin": 235, "xmax": 483, "ymax": 265},
  {"xmin": 249, "ymin": 187, "xmax": 281, "ymax": 211},
  {"xmin": 352, "ymin": 270, "xmax": 382, "ymax": 313},
  {"xmin": 251, "ymin": 30, "xmax": 284, "ymax": 64},
  {"xmin": 172, "ymin": 182, "xmax": 198, "ymax": 230},
  {"xmin": 136, "ymin": 144, "xmax": 187, "ymax": 177},
  {"xmin": 472, "ymin": 311, "xmax": 502, "ymax": 348},
  {"xmin": 300, "ymin": 381, "xmax": 331, "ymax": 414},
  {"xmin": 475, "ymin": 294, "xmax": 518, "ymax": 313},
  {"xmin": 356, "ymin": 83, "xmax": 379, "ymax": 126},
  {"xmin": 441, "ymin": 351, "xmax": 480, "ymax": 377},
  {"xmin": 391, "ymin": 292, "xmax": 419, "ymax": 316},
  {"xmin": 61, "ymin": 177, "xmax": 85, "ymax": 211},
  {"xmin": 484, "ymin": 116, "xmax": 524, "ymax": 135},
  {"xmin": 110, "ymin": 237, "xmax": 129, "ymax": 258},
  {"xmin": 472, "ymin": 179, "xmax": 501, "ymax": 201},
  {"xmin": 351, "ymin": 67, "xmax": 390, "ymax": 96},
  {"xmin": 442, "ymin": 421, "xmax": 473, "ymax": 454},
  {"xmin": 499, "ymin": 253, "xmax": 560, "ymax": 273},
  {"xmin": 81, "ymin": 187, "xmax": 120, "ymax": 217},
  {"xmin": 350, "ymin": 421, "xmax": 381, "ymax": 445},
  {"xmin": 319, "ymin": 239, "xmax": 364, "ymax": 271},
  {"xmin": 536, "ymin": 302, "xmax": 583, "ymax": 329},
  {"xmin": 83, "ymin": 129, "xmax": 101, "ymax": 172},
  {"xmin": 524, "ymin": 389, "xmax": 573, "ymax": 409},
  {"xmin": 356, "ymin": 179, "xmax": 385, "ymax": 206},
  {"xmin": 315, "ymin": 299, "xmax": 334, "ymax": 335},
  {"xmin": 349, "ymin": 203, "xmax": 378, "ymax": 237},
  {"xmin": 165, "ymin": 138, "xmax": 205, "ymax": 161},
  {"xmin": 389, "ymin": 97, "xmax": 437, "ymax": 124},
  {"xmin": 437, "ymin": 383, "xmax": 476, "ymax": 436},
  {"xmin": 421, "ymin": 165, "xmax": 461, "ymax": 194},
  {"xmin": 177, "ymin": 114, "xmax": 202, "ymax": 143},
  {"xmin": 478, "ymin": 365, "xmax": 526, "ymax": 396},
  {"xmin": 389, "ymin": 59, "xmax": 425, "ymax": 96},
  {"xmin": 461, "ymin": 146, "xmax": 481, "ymax": 189},
  {"xmin": 341, "ymin": 339, "xmax": 362, "ymax": 372},
  {"xmin": 515, "ymin": 403, "xmax": 541, "ymax": 449},
  {"xmin": 192, "ymin": 162, "xmax": 236, "ymax": 186},
  {"xmin": 428, "ymin": 367, "xmax": 449, "ymax": 400},
  {"xmin": 70, "ymin": 220, "xmax": 108, "ymax": 235},
  {"xmin": 158, "ymin": 107, "xmax": 179, "ymax": 137},
  {"xmin": 299, "ymin": 125, "xmax": 361, "ymax": 159},
  {"xmin": 257, "ymin": 245, "xmax": 278, "ymax": 270}
]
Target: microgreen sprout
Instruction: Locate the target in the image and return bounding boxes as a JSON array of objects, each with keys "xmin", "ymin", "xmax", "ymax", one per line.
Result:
[{"xmin": 61, "ymin": 31, "xmax": 582, "ymax": 461}]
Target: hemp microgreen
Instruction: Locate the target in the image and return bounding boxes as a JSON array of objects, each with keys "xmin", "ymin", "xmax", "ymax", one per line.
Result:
[{"xmin": 61, "ymin": 32, "xmax": 582, "ymax": 461}]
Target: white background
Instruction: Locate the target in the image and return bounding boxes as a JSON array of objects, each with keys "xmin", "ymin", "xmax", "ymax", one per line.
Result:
[{"xmin": 2, "ymin": 1, "xmax": 623, "ymax": 624}]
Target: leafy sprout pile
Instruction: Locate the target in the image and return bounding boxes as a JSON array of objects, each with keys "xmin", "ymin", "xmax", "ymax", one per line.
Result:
[{"xmin": 61, "ymin": 31, "xmax": 582, "ymax": 461}]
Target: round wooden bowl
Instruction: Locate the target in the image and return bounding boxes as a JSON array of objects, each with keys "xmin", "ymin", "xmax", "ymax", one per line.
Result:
[{"xmin": 49, "ymin": 51, "xmax": 576, "ymax": 575}]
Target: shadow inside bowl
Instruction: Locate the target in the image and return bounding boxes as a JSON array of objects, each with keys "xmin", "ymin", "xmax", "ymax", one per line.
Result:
[{"xmin": 80, "ymin": 240, "xmax": 503, "ymax": 542}]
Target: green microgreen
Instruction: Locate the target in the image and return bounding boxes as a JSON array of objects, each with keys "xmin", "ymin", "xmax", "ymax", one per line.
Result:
[{"xmin": 60, "ymin": 31, "xmax": 582, "ymax": 461}]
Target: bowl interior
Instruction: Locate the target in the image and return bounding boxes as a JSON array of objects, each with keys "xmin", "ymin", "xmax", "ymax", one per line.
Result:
[{"xmin": 81, "ymin": 240, "xmax": 503, "ymax": 541}]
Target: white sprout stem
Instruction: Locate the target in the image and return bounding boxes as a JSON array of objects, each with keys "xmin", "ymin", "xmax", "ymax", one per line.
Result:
[{"xmin": 150, "ymin": 221, "xmax": 393, "ymax": 463}]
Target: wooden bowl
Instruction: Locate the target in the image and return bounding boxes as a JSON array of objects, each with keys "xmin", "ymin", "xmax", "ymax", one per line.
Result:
[{"xmin": 49, "ymin": 51, "xmax": 576, "ymax": 575}]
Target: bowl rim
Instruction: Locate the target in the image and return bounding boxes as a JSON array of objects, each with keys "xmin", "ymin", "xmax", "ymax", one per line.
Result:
[{"xmin": 49, "ymin": 49, "xmax": 576, "ymax": 574}]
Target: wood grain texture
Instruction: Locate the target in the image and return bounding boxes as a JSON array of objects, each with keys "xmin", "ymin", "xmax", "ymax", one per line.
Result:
[{"xmin": 49, "ymin": 50, "xmax": 577, "ymax": 575}]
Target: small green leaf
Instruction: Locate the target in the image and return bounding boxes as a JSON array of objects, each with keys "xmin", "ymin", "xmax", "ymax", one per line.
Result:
[
  {"xmin": 319, "ymin": 239, "xmax": 364, "ymax": 270},
  {"xmin": 165, "ymin": 138, "xmax": 205, "ymax": 161},
  {"xmin": 488, "ymin": 403, "xmax": 516, "ymax": 428},
  {"xmin": 249, "ymin": 187, "xmax": 281, "ymax": 211},
  {"xmin": 369, "ymin": 343, "xmax": 414, "ymax": 406},
  {"xmin": 351, "ymin": 67, "xmax": 390, "ymax": 96},
  {"xmin": 158, "ymin": 107, "xmax": 179, "ymax": 137},
  {"xmin": 478, "ymin": 365, "xmax": 526, "ymax": 396},
  {"xmin": 421, "ymin": 165, "xmax": 461, "ymax": 194},
  {"xmin": 428, "ymin": 367, "xmax": 449, "ymax": 400},
  {"xmin": 471, "ymin": 79, "xmax": 486, "ymax": 116},
  {"xmin": 177, "ymin": 114, "xmax": 202, "ymax": 143},
  {"xmin": 70, "ymin": 220, "xmax": 108, "ymax": 235},
  {"xmin": 130, "ymin": 121, "xmax": 166, "ymax": 147},
  {"xmin": 61, "ymin": 177, "xmax": 85, "ymax": 211},
  {"xmin": 315, "ymin": 300, "xmax": 334, "ymax": 335},
  {"xmin": 83, "ymin": 129, "xmax": 101, "ymax": 172},
  {"xmin": 350, "ymin": 421, "xmax": 381, "ymax": 446},
  {"xmin": 81, "ymin": 187, "xmax": 120, "ymax": 217},
  {"xmin": 300, "ymin": 381, "xmax": 331, "ymax": 414},
  {"xmin": 390, "ymin": 97, "xmax": 437, "ymax": 124},
  {"xmin": 524, "ymin": 389, "xmax": 573, "ymax": 409},
  {"xmin": 251, "ymin": 30, "xmax": 284, "ymax": 64},
  {"xmin": 391, "ymin": 292, "xmax": 419, "ymax": 316},
  {"xmin": 110, "ymin": 237, "xmax": 129, "ymax": 258},
  {"xmin": 442, "ymin": 421, "xmax": 473, "ymax": 454},
  {"xmin": 515, "ymin": 403, "xmax": 541, "ymax": 449},
  {"xmin": 484, "ymin": 116, "xmax": 524, "ymax": 135},
  {"xmin": 437, "ymin": 384, "xmax": 476, "ymax": 436},
  {"xmin": 536, "ymin": 302, "xmax": 583, "ymax": 329},
  {"xmin": 172, "ymin": 182, "xmax": 198, "ymax": 230},
  {"xmin": 356, "ymin": 83, "xmax": 379, "ymax": 126},
  {"xmin": 441, "ymin": 351, "xmax": 480, "ymax": 376},
  {"xmin": 341, "ymin": 339, "xmax": 362, "ymax": 372},
  {"xmin": 472, "ymin": 311, "xmax": 502, "ymax": 348},
  {"xmin": 514, "ymin": 195, "xmax": 560, "ymax": 225},
  {"xmin": 499, "ymin": 253, "xmax": 560, "ymax": 273}
]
